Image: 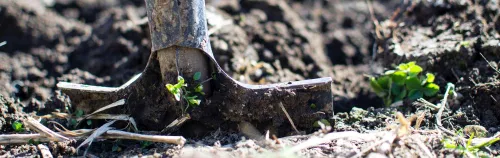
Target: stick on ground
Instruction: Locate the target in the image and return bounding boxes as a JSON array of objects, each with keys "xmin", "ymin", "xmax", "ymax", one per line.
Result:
[{"xmin": 0, "ymin": 129, "xmax": 186, "ymax": 145}]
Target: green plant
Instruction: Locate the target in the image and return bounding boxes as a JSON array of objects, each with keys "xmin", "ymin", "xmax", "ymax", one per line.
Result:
[
  {"xmin": 68, "ymin": 109, "xmax": 85, "ymax": 128},
  {"xmin": 442, "ymin": 133, "xmax": 499, "ymax": 157},
  {"xmin": 112, "ymin": 144, "xmax": 121, "ymax": 152},
  {"xmin": 140, "ymin": 141, "xmax": 153, "ymax": 148},
  {"xmin": 28, "ymin": 139, "xmax": 41, "ymax": 145},
  {"xmin": 12, "ymin": 121, "xmax": 24, "ymax": 132},
  {"xmin": 0, "ymin": 41, "xmax": 6, "ymax": 47},
  {"xmin": 370, "ymin": 62, "xmax": 440, "ymax": 106},
  {"xmin": 166, "ymin": 72, "xmax": 205, "ymax": 113},
  {"xmin": 310, "ymin": 103, "xmax": 317, "ymax": 109}
]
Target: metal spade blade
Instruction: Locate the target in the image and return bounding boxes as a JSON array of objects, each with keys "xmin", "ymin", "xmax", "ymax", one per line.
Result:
[{"xmin": 57, "ymin": 0, "xmax": 333, "ymax": 131}]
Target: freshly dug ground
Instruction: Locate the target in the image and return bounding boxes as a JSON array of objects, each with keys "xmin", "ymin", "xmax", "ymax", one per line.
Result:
[{"xmin": 1, "ymin": 0, "xmax": 500, "ymax": 157}]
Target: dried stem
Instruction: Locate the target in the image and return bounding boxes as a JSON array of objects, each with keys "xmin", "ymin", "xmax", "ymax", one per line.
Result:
[{"xmin": 0, "ymin": 129, "xmax": 186, "ymax": 145}]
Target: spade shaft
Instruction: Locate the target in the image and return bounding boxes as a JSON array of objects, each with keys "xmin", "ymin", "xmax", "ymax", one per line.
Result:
[{"xmin": 57, "ymin": 0, "xmax": 333, "ymax": 131}]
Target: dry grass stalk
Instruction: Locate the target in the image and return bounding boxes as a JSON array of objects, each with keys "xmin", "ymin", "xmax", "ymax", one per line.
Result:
[
  {"xmin": 0, "ymin": 129, "xmax": 186, "ymax": 145},
  {"xmin": 279, "ymin": 102, "xmax": 299, "ymax": 134},
  {"xmin": 25, "ymin": 117, "xmax": 70, "ymax": 142},
  {"xmin": 77, "ymin": 120, "xmax": 117, "ymax": 154},
  {"xmin": 79, "ymin": 99, "xmax": 125, "ymax": 122}
]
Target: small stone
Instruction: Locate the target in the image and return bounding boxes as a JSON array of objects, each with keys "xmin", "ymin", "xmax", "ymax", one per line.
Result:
[{"xmin": 366, "ymin": 153, "xmax": 388, "ymax": 158}]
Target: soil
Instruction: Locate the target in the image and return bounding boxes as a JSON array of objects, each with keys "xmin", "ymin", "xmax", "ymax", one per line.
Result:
[{"xmin": 0, "ymin": 0, "xmax": 500, "ymax": 157}]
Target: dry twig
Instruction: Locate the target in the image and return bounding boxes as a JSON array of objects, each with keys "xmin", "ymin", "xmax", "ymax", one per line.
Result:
[
  {"xmin": 279, "ymin": 102, "xmax": 300, "ymax": 134},
  {"xmin": 25, "ymin": 117, "xmax": 70, "ymax": 142},
  {"xmin": 0, "ymin": 129, "xmax": 186, "ymax": 145},
  {"xmin": 79, "ymin": 99, "xmax": 125, "ymax": 122}
]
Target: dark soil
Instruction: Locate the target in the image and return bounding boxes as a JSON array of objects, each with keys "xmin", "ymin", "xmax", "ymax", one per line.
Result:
[{"xmin": 1, "ymin": 0, "xmax": 500, "ymax": 157}]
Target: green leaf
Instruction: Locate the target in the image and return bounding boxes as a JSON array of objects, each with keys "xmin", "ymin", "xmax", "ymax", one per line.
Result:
[
  {"xmin": 177, "ymin": 76, "xmax": 185, "ymax": 84},
  {"xmin": 405, "ymin": 76, "xmax": 422, "ymax": 90},
  {"xmin": 394, "ymin": 88, "xmax": 407, "ymax": 101},
  {"xmin": 211, "ymin": 72, "xmax": 217, "ymax": 80},
  {"xmin": 426, "ymin": 73, "xmax": 435, "ymax": 83},
  {"xmin": 423, "ymin": 83, "xmax": 440, "ymax": 97},
  {"xmin": 193, "ymin": 72, "xmax": 201, "ymax": 81},
  {"xmin": 383, "ymin": 98, "xmax": 392, "ymax": 106},
  {"xmin": 384, "ymin": 70, "xmax": 395, "ymax": 75},
  {"xmin": 12, "ymin": 121, "xmax": 23, "ymax": 132},
  {"xmin": 173, "ymin": 91, "xmax": 181, "ymax": 101},
  {"xmin": 310, "ymin": 103, "xmax": 317, "ymax": 109},
  {"xmin": 391, "ymin": 70, "xmax": 407, "ymax": 86},
  {"xmin": 112, "ymin": 144, "xmax": 121, "ymax": 152},
  {"xmin": 188, "ymin": 98, "xmax": 201, "ymax": 106},
  {"xmin": 377, "ymin": 76, "xmax": 391, "ymax": 89},
  {"xmin": 166, "ymin": 84, "xmax": 181, "ymax": 101},
  {"xmin": 173, "ymin": 76, "xmax": 186, "ymax": 89},
  {"xmin": 408, "ymin": 89, "xmax": 423, "ymax": 100},
  {"xmin": 460, "ymin": 41, "xmax": 470, "ymax": 48},
  {"xmin": 442, "ymin": 139, "xmax": 457, "ymax": 149},
  {"xmin": 70, "ymin": 119, "xmax": 78, "ymax": 128},
  {"xmin": 391, "ymin": 84, "xmax": 403, "ymax": 95},
  {"xmin": 186, "ymin": 96, "xmax": 201, "ymax": 106},
  {"xmin": 370, "ymin": 77, "xmax": 386, "ymax": 97},
  {"xmin": 166, "ymin": 84, "xmax": 175, "ymax": 92},
  {"xmin": 140, "ymin": 141, "xmax": 153, "ymax": 148},
  {"xmin": 408, "ymin": 64, "xmax": 423, "ymax": 76},
  {"xmin": 194, "ymin": 84, "xmax": 203, "ymax": 93},
  {"xmin": 75, "ymin": 109, "xmax": 84, "ymax": 117},
  {"xmin": 87, "ymin": 120, "xmax": 92, "ymax": 126},
  {"xmin": 28, "ymin": 139, "xmax": 40, "ymax": 145},
  {"xmin": 397, "ymin": 62, "xmax": 410, "ymax": 71}
]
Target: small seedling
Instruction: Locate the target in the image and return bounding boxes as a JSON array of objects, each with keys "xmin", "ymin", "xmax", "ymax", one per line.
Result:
[
  {"xmin": 28, "ymin": 139, "xmax": 41, "ymax": 145},
  {"xmin": 442, "ymin": 133, "xmax": 499, "ymax": 157},
  {"xmin": 166, "ymin": 72, "xmax": 205, "ymax": 113},
  {"xmin": 75, "ymin": 109, "xmax": 84, "ymax": 117},
  {"xmin": 0, "ymin": 41, "xmax": 6, "ymax": 47},
  {"xmin": 370, "ymin": 61, "xmax": 440, "ymax": 106},
  {"xmin": 140, "ymin": 141, "xmax": 153, "ymax": 148},
  {"xmin": 112, "ymin": 140, "xmax": 123, "ymax": 152},
  {"xmin": 456, "ymin": 41, "xmax": 471, "ymax": 51},
  {"xmin": 12, "ymin": 121, "xmax": 24, "ymax": 132},
  {"xmin": 69, "ymin": 109, "xmax": 85, "ymax": 128},
  {"xmin": 310, "ymin": 103, "xmax": 316, "ymax": 109},
  {"xmin": 112, "ymin": 144, "xmax": 122, "ymax": 152}
]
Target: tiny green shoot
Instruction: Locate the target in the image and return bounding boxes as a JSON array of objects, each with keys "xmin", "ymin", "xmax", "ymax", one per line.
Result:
[
  {"xmin": 166, "ymin": 72, "xmax": 205, "ymax": 113},
  {"xmin": 0, "ymin": 41, "xmax": 6, "ymax": 47},
  {"xmin": 75, "ymin": 109, "xmax": 84, "ymax": 117},
  {"xmin": 442, "ymin": 133, "xmax": 500, "ymax": 156},
  {"xmin": 70, "ymin": 109, "xmax": 86, "ymax": 128},
  {"xmin": 112, "ymin": 144, "xmax": 121, "ymax": 152},
  {"xmin": 12, "ymin": 121, "xmax": 24, "ymax": 132},
  {"xmin": 370, "ymin": 62, "xmax": 440, "ymax": 106},
  {"xmin": 140, "ymin": 141, "xmax": 153, "ymax": 148},
  {"xmin": 310, "ymin": 103, "xmax": 317, "ymax": 109},
  {"xmin": 28, "ymin": 139, "xmax": 40, "ymax": 145}
]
